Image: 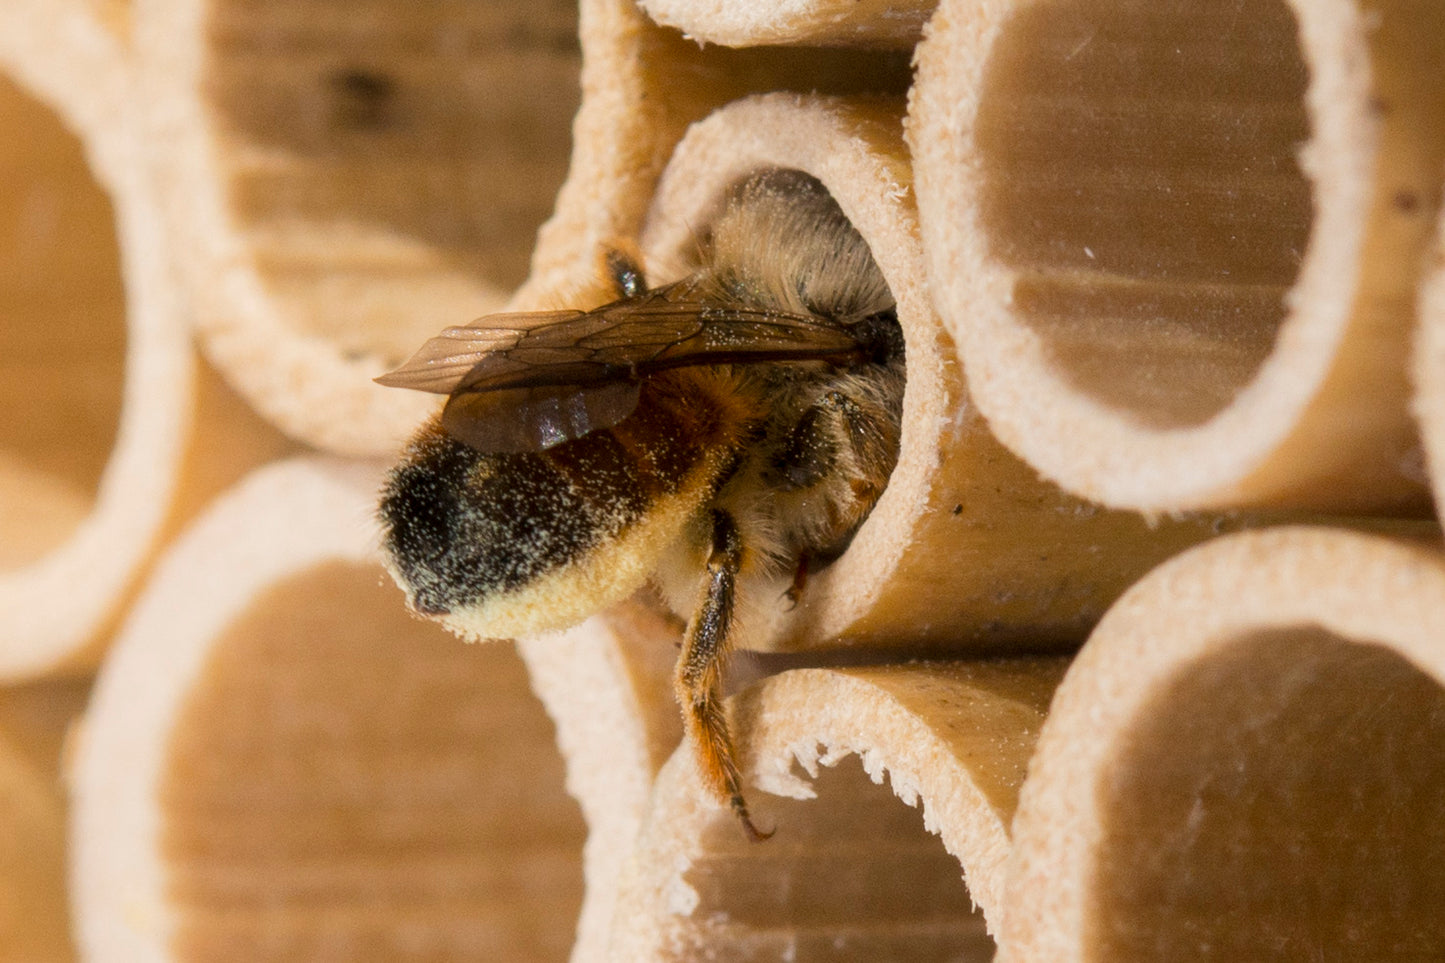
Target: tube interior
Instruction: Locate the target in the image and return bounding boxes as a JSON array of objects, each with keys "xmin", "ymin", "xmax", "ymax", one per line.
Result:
[
  {"xmin": 161, "ymin": 562, "xmax": 586, "ymax": 962},
  {"xmin": 0, "ymin": 678, "xmax": 89, "ymax": 963},
  {"xmin": 975, "ymin": 0, "xmax": 1312, "ymax": 429},
  {"xmin": 0, "ymin": 75, "xmax": 126, "ymax": 571},
  {"xmin": 206, "ymin": 0, "xmax": 584, "ymax": 365},
  {"xmin": 676, "ymin": 759, "xmax": 994, "ymax": 962},
  {"xmin": 1093, "ymin": 628, "xmax": 1445, "ymax": 961}
]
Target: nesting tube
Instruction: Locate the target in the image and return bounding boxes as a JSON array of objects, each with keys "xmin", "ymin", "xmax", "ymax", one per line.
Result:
[
  {"xmin": 608, "ymin": 659, "xmax": 1066, "ymax": 961},
  {"xmin": 909, "ymin": 0, "xmax": 1445, "ymax": 513},
  {"xmin": 0, "ymin": 4, "xmax": 293, "ymax": 678},
  {"xmin": 641, "ymin": 93, "xmax": 1224, "ymax": 653},
  {"xmin": 515, "ymin": 604, "xmax": 683, "ymax": 963},
  {"xmin": 515, "ymin": 0, "xmax": 913, "ymax": 306},
  {"xmin": 1001, "ymin": 527, "xmax": 1445, "ymax": 961},
  {"xmin": 134, "ymin": 0, "xmax": 584, "ymax": 453},
  {"xmin": 72, "ymin": 459, "xmax": 588, "ymax": 961}
]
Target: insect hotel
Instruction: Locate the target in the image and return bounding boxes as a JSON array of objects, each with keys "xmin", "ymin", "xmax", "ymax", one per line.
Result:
[{"xmin": 1, "ymin": 0, "xmax": 1443, "ymax": 960}]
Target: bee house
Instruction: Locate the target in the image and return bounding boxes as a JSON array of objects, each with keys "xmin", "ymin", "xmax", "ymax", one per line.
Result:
[{"xmin": 3, "ymin": 0, "xmax": 1445, "ymax": 960}]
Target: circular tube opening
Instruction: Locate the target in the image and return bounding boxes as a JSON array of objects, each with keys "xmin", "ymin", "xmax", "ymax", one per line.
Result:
[
  {"xmin": 160, "ymin": 561, "xmax": 586, "ymax": 960},
  {"xmin": 681, "ymin": 166, "xmax": 904, "ymax": 558},
  {"xmin": 975, "ymin": 0, "xmax": 1312, "ymax": 429},
  {"xmin": 205, "ymin": 0, "xmax": 583, "ymax": 366},
  {"xmin": 0, "ymin": 74, "xmax": 125, "ymax": 570},
  {"xmin": 1094, "ymin": 628, "xmax": 1445, "ymax": 959},
  {"xmin": 674, "ymin": 760, "xmax": 993, "ymax": 962},
  {"xmin": 640, "ymin": 157, "xmax": 915, "ymax": 645}
]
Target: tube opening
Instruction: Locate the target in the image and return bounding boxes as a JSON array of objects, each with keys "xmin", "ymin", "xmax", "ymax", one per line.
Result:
[
  {"xmin": 976, "ymin": 0, "xmax": 1312, "ymax": 429},
  {"xmin": 0, "ymin": 75, "xmax": 126, "ymax": 571},
  {"xmin": 675, "ymin": 759, "xmax": 994, "ymax": 962},
  {"xmin": 1094, "ymin": 627, "xmax": 1445, "ymax": 960},
  {"xmin": 656, "ymin": 167, "xmax": 906, "ymax": 585},
  {"xmin": 161, "ymin": 561, "xmax": 586, "ymax": 961}
]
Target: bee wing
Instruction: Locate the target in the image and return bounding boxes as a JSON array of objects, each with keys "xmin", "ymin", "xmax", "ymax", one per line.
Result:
[
  {"xmin": 373, "ymin": 310, "xmax": 592, "ymax": 395},
  {"xmin": 441, "ymin": 381, "xmax": 642, "ymax": 453},
  {"xmin": 583, "ymin": 284, "xmax": 867, "ymax": 372},
  {"xmin": 379, "ymin": 284, "xmax": 871, "ymax": 452}
]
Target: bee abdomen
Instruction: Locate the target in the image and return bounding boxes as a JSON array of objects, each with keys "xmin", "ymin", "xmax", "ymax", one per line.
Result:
[
  {"xmin": 379, "ymin": 371, "xmax": 752, "ymax": 622},
  {"xmin": 379, "ymin": 430, "xmax": 606, "ymax": 617}
]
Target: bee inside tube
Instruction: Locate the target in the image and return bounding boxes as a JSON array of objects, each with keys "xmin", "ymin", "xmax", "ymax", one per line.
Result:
[{"xmin": 376, "ymin": 170, "xmax": 904, "ymax": 839}]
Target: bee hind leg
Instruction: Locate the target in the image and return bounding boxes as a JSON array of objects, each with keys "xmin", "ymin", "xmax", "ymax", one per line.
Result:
[{"xmin": 675, "ymin": 508, "xmax": 773, "ymax": 842}]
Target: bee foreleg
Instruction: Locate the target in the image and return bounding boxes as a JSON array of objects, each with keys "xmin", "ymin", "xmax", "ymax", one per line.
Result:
[
  {"xmin": 768, "ymin": 387, "xmax": 897, "ymax": 562},
  {"xmin": 772, "ymin": 388, "xmax": 892, "ymax": 496},
  {"xmin": 821, "ymin": 388, "xmax": 894, "ymax": 492},
  {"xmin": 770, "ymin": 399, "xmax": 838, "ymax": 491},
  {"xmin": 675, "ymin": 508, "xmax": 772, "ymax": 841}
]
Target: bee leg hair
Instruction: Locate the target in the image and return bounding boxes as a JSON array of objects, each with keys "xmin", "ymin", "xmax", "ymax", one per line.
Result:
[
  {"xmin": 675, "ymin": 508, "xmax": 773, "ymax": 841},
  {"xmin": 822, "ymin": 388, "xmax": 894, "ymax": 496},
  {"xmin": 774, "ymin": 388, "xmax": 892, "ymax": 501},
  {"xmin": 770, "ymin": 399, "xmax": 838, "ymax": 491}
]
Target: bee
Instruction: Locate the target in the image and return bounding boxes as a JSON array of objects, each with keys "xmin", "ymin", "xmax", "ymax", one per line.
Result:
[{"xmin": 376, "ymin": 170, "xmax": 904, "ymax": 839}]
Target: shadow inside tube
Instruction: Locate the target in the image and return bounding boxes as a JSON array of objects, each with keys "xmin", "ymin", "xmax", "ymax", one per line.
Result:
[
  {"xmin": 678, "ymin": 758, "xmax": 995, "ymax": 963},
  {"xmin": 975, "ymin": 0, "xmax": 1312, "ymax": 429},
  {"xmin": 1092, "ymin": 628, "xmax": 1445, "ymax": 962},
  {"xmin": 0, "ymin": 75, "xmax": 125, "ymax": 570},
  {"xmin": 161, "ymin": 562, "xmax": 587, "ymax": 962}
]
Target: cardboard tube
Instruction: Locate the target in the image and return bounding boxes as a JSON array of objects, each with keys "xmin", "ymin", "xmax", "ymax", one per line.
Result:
[
  {"xmin": 909, "ymin": 0, "xmax": 1445, "ymax": 513},
  {"xmin": 641, "ymin": 93, "xmax": 1225, "ymax": 653},
  {"xmin": 513, "ymin": 0, "xmax": 912, "ymax": 307},
  {"xmin": 0, "ymin": 7, "xmax": 295, "ymax": 678},
  {"xmin": 516, "ymin": 603, "xmax": 682, "ymax": 963},
  {"xmin": 634, "ymin": 0, "xmax": 933, "ymax": 48},
  {"xmin": 609, "ymin": 659, "xmax": 1066, "ymax": 961},
  {"xmin": 1002, "ymin": 527, "xmax": 1445, "ymax": 961},
  {"xmin": 134, "ymin": 0, "xmax": 584, "ymax": 453},
  {"xmin": 72, "ymin": 459, "xmax": 588, "ymax": 961}
]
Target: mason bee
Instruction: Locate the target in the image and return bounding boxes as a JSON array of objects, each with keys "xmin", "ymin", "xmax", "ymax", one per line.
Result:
[{"xmin": 377, "ymin": 170, "xmax": 904, "ymax": 839}]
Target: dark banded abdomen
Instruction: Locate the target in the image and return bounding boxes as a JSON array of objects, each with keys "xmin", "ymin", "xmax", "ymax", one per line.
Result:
[{"xmin": 379, "ymin": 370, "xmax": 752, "ymax": 618}]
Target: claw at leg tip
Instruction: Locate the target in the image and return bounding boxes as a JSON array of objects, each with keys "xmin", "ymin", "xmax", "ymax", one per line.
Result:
[{"xmin": 732, "ymin": 794, "xmax": 775, "ymax": 842}]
